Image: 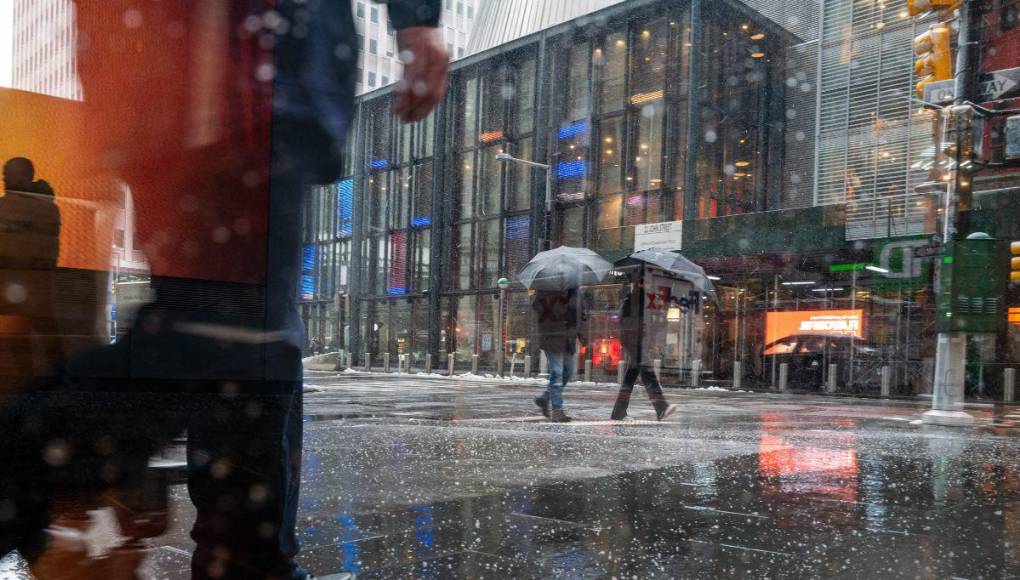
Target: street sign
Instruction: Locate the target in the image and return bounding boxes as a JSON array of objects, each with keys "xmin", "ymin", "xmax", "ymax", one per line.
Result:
[
  {"xmin": 1006, "ymin": 115, "xmax": 1020, "ymax": 160},
  {"xmin": 979, "ymin": 67, "xmax": 1020, "ymax": 102},
  {"xmin": 923, "ymin": 68, "xmax": 1020, "ymax": 104},
  {"xmin": 634, "ymin": 220, "xmax": 683, "ymax": 252},
  {"xmin": 923, "ymin": 79, "xmax": 956, "ymax": 105}
]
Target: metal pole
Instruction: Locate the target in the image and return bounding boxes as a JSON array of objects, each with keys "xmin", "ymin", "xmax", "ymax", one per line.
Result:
[
  {"xmin": 850, "ymin": 269, "xmax": 857, "ymax": 390},
  {"xmin": 779, "ymin": 363, "xmax": 789, "ymax": 392},
  {"xmin": 1004, "ymin": 368, "xmax": 1016, "ymax": 403},
  {"xmin": 544, "ymin": 168, "xmax": 553, "ymax": 251},
  {"xmin": 497, "ymin": 287, "xmax": 506, "ymax": 377},
  {"xmin": 881, "ymin": 365, "xmax": 892, "ymax": 398},
  {"xmin": 827, "ymin": 364, "xmax": 838, "ymax": 394},
  {"xmin": 772, "ymin": 275, "xmax": 779, "ymax": 387},
  {"xmin": 925, "ymin": 0, "xmax": 978, "ymax": 426}
]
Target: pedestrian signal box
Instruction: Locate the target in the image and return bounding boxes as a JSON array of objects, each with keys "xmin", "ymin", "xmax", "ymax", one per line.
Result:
[
  {"xmin": 937, "ymin": 239, "xmax": 1007, "ymax": 334},
  {"xmin": 914, "ymin": 25, "xmax": 953, "ymax": 97}
]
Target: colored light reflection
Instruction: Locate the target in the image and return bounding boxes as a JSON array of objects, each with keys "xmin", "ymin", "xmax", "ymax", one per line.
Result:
[
  {"xmin": 557, "ymin": 160, "xmax": 586, "ymax": 179},
  {"xmin": 480, "ymin": 130, "xmax": 505, "ymax": 143},
  {"xmin": 630, "ymin": 90, "xmax": 664, "ymax": 105},
  {"xmin": 370, "ymin": 159, "xmax": 390, "ymax": 170},
  {"xmin": 558, "ymin": 120, "xmax": 590, "ymax": 140}
]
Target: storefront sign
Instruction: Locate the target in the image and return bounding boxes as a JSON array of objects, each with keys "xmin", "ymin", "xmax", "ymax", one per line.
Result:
[
  {"xmin": 634, "ymin": 220, "xmax": 683, "ymax": 252},
  {"xmin": 1008, "ymin": 307, "xmax": 1020, "ymax": 326},
  {"xmin": 765, "ymin": 310, "xmax": 864, "ymax": 345}
]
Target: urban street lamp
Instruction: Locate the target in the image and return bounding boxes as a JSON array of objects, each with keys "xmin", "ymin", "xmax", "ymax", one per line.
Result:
[
  {"xmin": 496, "ymin": 276, "xmax": 510, "ymax": 377},
  {"xmin": 495, "ymin": 152, "xmax": 553, "ymax": 250}
]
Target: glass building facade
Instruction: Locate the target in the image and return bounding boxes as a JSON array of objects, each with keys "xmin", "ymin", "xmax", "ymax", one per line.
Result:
[{"xmin": 301, "ymin": 0, "xmax": 1020, "ymax": 399}]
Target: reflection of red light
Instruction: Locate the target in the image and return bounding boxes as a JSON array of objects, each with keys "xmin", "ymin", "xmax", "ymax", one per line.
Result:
[
  {"xmin": 588, "ymin": 338, "xmax": 622, "ymax": 368},
  {"xmin": 758, "ymin": 427, "xmax": 859, "ymax": 504}
]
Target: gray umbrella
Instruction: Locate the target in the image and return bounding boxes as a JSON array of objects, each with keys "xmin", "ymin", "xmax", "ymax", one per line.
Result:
[
  {"xmin": 620, "ymin": 249, "xmax": 717, "ymax": 298},
  {"xmin": 517, "ymin": 246, "xmax": 612, "ymax": 291}
]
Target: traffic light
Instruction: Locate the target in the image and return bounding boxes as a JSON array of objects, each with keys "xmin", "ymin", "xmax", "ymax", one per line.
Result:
[
  {"xmin": 906, "ymin": 0, "xmax": 962, "ymax": 16},
  {"xmin": 914, "ymin": 25, "xmax": 953, "ymax": 97},
  {"xmin": 1011, "ymin": 241, "xmax": 1020, "ymax": 285}
]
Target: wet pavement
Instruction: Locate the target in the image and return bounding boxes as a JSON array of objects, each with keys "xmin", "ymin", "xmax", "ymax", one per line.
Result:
[{"xmin": 137, "ymin": 372, "xmax": 1020, "ymax": 579}]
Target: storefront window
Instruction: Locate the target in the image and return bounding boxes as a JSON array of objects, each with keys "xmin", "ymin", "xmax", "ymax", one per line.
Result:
[
  {"xmin": 460, "ymin": 76, "xmax": 478, "ymax": 148},
  {"xmin": 458, "ymin": 152, "xmax": 475, "ymax": 219},
  {"xmin": 630, "ymin": 100, "xmax": 665, "ymax": 193},
  {"xmin": 514, "ymin": 58, "xmax": 536, "ymax": 135},
  {"xmin": 507, "ymin": 138, "xmax": 533, "ymax": 211},
  {"xmin": 479, "ymin": 146, "xmax": 503, "ymax": 216},
  {"xmin": 598, "ymin": 116, "xmax": 625, "ymax": 196},
  {"xmin": 478, "ymin": 218, "xmax": 502, "ymax": 288},
  {"xmin": 597, "ymin": 32, "xmax": 627, "ymax": 113}
]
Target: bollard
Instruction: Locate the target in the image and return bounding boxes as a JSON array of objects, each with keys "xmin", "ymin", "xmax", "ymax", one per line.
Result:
[
  {"xmin": 1004, "ymin": 368, "xmax": 1015, "ymax": 403},
  {"xmin": 653, "ymin": 359, "xmax": 662, "ymax": 384},
  {"xmin": 364, "ymin": 352, "xmax": 371, "ymax": 373},
  {"xmin": 778, "ymin": 362, "xmax": 788, "ymax": 392},
  {"xmin": 383, "ymin": 353, "xmax": 391, "ymax": 373},
  {"xmin": 510, "ymin": 354, "xmax": 518, "ymax": 379},
  {"xmin": 346, "ymin": 351, "xmax": 353, "ymax": 370},
  {"xmin": 425, "ymin": 353, "xmax": 432, "ymax": 375},
  {"xmin": 406, "ymin": 354, "xmax": 412, "ymax": 374},
  {"xmin": 396, "ymin": 354, "xmax": 403, "ymax": 374},
  {"xmin": 827, "ymin": 364, "xmax": 838, "ymax": 394},
  {"xmin": 690, "ymin": 359, "xmax": 702, "ymax": 388},
  {"xmin": 584, "ymin": 359, "xmax": 593, "ymax": 384},
  {"xmin": 539, "ymin": 351, "xmax": 548, "ymax": 376},
  {"xmin": 471, "ymin": 353, "xmax": 479, "ymax": 375},
  {"xmin": 448, "ymin": 353, "xmax": 456, "ymax": 376},
  {"xmin": 524, "ymin": 355, "xmax": 532, "ymax": 377},
  {"xmin": 618, "ymin": 359, "xmax": 627, "ymax": 385},
  {"xmin": 733, "ymin": 361, "xmax": 743, "ymax": 390},
  {"xmin": 881, "ymin": 365, "xmax": 892, "ymax": 398}
]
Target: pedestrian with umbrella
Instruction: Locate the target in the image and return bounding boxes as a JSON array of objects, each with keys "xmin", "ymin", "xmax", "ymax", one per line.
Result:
[
  {"xmin": 518, "ymin": 247, "xmax": 611, "ymax": 422},
  {"xmin": 610, "ymin": 249, "xmax": 716, "ymax": 421}
]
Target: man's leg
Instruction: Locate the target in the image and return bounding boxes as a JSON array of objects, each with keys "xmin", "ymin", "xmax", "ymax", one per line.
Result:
[
  {"xmin": 545, "ymin": 352, "xmax": 566, "ymax": 411},
  {"xmin": 187, "ymin": 382, "xmax": 303, "ymax": 580},
  {"xmin": 640, "ymin": 368, "xmax": 676, "ymax": 420},
  {"xmin": 611, "ymin": 365, "xmax": 640, "ymax": 420}
]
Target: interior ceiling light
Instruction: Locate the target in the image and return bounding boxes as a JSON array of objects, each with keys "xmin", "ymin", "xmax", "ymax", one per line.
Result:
[
  {"xmin": 735, "ymin": 160, "xmax": 750, "ymax": 167},
  {"xmin": 750, "ymin": 33, "xmax": 765, "ymax": 40},
  {"xmin": 751, "ymin": 51, "xmax": 765, "ymax": 59}
]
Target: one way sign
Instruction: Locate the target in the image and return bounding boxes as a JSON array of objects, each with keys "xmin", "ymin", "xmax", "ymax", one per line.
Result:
[{"xmin": 979, "ymin": 67, "xmax": 1020, "ymax": 102}]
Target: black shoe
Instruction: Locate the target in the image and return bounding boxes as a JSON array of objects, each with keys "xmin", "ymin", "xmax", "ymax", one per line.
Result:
[
  {"xmin": 534, "ymin": 397, "xmax": 550, "ymax": 418},
  {"xmin": 550, "ymin": 409, "xmax": 572, "ymax": 423},
  {"xmin": 610, "ymin": 413, "xmax": 628, "ymax": 421},
  {"xmin": 654, "ymin": 402, "xmax": 678, "ymax": 422}
]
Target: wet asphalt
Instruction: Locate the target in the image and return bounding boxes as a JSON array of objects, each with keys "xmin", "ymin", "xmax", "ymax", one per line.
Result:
[{"xmin": 141, "ymin": 372, "xmax": 1020, "ymax": 579}]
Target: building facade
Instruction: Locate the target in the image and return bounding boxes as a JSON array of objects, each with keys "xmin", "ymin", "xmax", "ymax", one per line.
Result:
[
  {"xmin": 355, "ymin": 0, "xmax": 478, "ymax": 94},
  {"xmin": 9, "ymin": 0, "xmax": 80, "ymax": 100},
  {"xmin": 300, "ymin": 0, "xmax": 1020, "ymax": 398}
]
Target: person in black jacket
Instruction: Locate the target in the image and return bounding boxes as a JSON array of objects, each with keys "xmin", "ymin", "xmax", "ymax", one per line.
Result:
[
  {"xmin": 0, "ymin": 2, "xmax": 449, "ymax": 578},
  {"xmin": 611, "ymin": 271, "xmax": 678, "ymax": 422}
]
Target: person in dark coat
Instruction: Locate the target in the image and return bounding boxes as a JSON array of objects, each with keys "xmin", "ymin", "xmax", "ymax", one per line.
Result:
[
  {"xmin": 532, "ymin": 289, "xmax": 582, "ymax": 422},
  {"xmin": 611, "ymin": 271, "xmax": 678, "ymax": 422},
  {"xmin": 0, "ymin": 2, "xmax": 449, "ymax": 578}
]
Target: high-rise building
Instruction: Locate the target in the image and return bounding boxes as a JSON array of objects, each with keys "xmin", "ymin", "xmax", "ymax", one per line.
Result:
[
  {"xmin": 355, "ymin": 0, "xmax": 478, "ymax": 94},
  {"xmin": 9, "ymin": 0, "xmax": 80, "ymax": 100}
]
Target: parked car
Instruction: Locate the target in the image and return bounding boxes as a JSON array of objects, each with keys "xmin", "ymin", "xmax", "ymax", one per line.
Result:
[{"xmin": 757, "ymin": 334, "xmax": 881, "ymax": 389}]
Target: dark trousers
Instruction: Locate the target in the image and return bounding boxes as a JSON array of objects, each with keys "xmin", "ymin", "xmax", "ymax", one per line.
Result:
[
  {"xmin": 0, "ymin": 122, "xmax": 314, "ymax": 578},
  {"xmin": 611, "ymin": 365, "xmax": 668, "ymax": 420}
]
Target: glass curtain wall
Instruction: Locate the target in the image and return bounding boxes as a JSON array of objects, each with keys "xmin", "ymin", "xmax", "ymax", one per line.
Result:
[
  {"xmin": 445, "ymin": 49, "xmax": 537, "ymax": 369},
  {"xmin": 360, "ymin": 98, "xmax": 438, "ymax": 365}
]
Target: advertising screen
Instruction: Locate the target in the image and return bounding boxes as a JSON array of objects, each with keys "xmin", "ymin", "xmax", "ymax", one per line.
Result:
[{"xmin": 765, "ymin": 310, "xmax": 864, "ymax": 345}]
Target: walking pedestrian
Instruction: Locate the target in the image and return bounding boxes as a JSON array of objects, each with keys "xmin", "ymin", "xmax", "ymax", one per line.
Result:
[
  {"xmin": 532, "ymin": 288, "xmax": 582, "ymax": 423},
  {"xmin": 611, "ymin": 271, "xmax": 678, "ymax": 422}
]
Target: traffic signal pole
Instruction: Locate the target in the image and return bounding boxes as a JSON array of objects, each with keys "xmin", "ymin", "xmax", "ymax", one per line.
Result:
[{"xmin": 923, "ymin": 0, "xmax": 978, "ymax": 426}]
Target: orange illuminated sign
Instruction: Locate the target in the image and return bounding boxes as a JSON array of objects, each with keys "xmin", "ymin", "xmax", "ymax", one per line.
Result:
[
  {"xmin": 765, "ymin": 310, "xmax": 864, "ymax": 345},
  {"xmin": 1009, "ymin": 307, "xmax": 1020, "ymax": 326}
]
